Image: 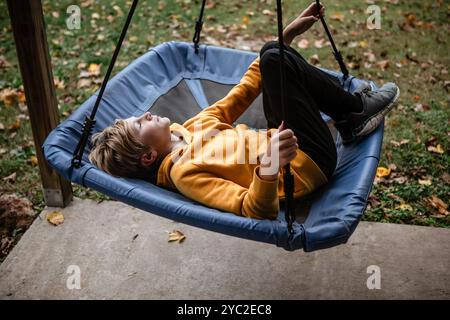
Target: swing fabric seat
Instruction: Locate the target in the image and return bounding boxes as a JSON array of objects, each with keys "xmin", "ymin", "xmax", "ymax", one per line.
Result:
[{"xmin": 43, "ymin": 41, "xmax": 383, "ymax": 252}]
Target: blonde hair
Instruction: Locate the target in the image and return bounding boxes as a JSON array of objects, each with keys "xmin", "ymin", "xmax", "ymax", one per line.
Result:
[{"xmin": 88, "ymin": 119, "xmax": 152, "ymax": 180}]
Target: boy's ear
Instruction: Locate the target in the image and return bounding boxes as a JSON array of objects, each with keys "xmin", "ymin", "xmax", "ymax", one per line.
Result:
[{"xmin": 140, "ymin": 150, "xmax": 157, "ymax": 167}]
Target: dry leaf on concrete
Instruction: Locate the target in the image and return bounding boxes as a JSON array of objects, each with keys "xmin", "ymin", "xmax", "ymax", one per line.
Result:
[
  {"xmin": 47, "ymin": 211, "xmax": 65, "ymax": 226},
  {"xmin": 168, "ymin": 230, "xmax": 186, "ymax": 243}
]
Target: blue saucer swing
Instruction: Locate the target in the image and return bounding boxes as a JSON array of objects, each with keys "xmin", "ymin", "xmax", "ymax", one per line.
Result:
[{"xmin": 43, "ymin": 0, "xmax": 383, "ymax": 252}]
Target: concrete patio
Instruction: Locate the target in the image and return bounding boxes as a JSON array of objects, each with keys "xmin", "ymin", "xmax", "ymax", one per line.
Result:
[{"xmin": 0, "ymin": 197, "xmax": 449, "ymax": 299}]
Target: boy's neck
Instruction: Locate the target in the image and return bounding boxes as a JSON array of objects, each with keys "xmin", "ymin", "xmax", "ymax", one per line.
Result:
[{"xmin": 160, "ymin": 133, "xmax": 187, "ymax": 157}]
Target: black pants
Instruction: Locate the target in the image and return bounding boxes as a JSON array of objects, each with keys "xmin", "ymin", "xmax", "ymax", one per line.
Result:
[{"xmin": 259, "ymin": 41, "xmax": 362, "ymax": 180}]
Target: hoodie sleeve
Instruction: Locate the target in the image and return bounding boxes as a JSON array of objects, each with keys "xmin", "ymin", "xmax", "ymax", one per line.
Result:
[
  {"xmin": 171, "ymin": 163, "xmax": 279, "ymax": 220},
  {"xmin": 183, "ymin": 57, "xmax": 261, "ymax": 128}
]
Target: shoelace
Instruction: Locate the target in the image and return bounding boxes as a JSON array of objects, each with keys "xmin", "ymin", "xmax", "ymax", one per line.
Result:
[{"xmin": 360, "ymin": 86, "xmax": 374, "ymax": 97}]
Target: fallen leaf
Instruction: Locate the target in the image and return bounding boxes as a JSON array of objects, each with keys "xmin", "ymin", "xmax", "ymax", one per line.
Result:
[
  {"xmin": 17, "ymin": 91, "xmax": 26, "ymax": 103},
  {"xmin": 314, "ymin": 39, "xmax": 326, "ymax": 48},
  {"xmin": 406, "ymin": 52, "xmax": 419, "ymax": 64},
  {"xmin": 0, "ymin": 88, "xmax": 18, "ymax": 107},
  {"xmin": 158, "ymin": 1, "xmax": 167, "ymax": 11},
  {"xmin": 168, "ymin": 230, "xmax": 186, "ymax": 243},
  {"xmin": 8, "ymin": 119, "xmax": 21, "ymax": 131},
  {"xmin": 418, "ymin": 178, "xmax": 432, "ymax": 186},
  {"xmin": 78, "ymin": 70, "xmax": 91, "ymax": 78},
  {"xmin": 206, "ymin": 1, "xmax": 216, "ymax": 9},
  {"xmin": 309, "ymin": 54, "xmax": 320, "ymax": 65},
  {"xmin": 77, "ymin": 78, "xmax": 92, "ymax": 88},
  {"xmin": 392, "ymin": 176, "xmax": 407, "ymax": 184},
  {"xmin": 0, "ymin": 55, "xmax": 11, "ymax": 69},
  {"xmin": 390, "ymin": 139, "xmax": 409, "ymax": 147},
  {"xmin": 442, "ymin": 172, "xmax": 450, "ymax": 184},
  {"xmin": 46, "ymin": 211, "xmax": 65, "ymax": 226},
  {"xmin": 87, "ymin": 63, "xmax": 101, "ymax": 76},
  {"xmin": 113, "ymin": 5, "xmax": 123, "ymax": 16},
  {"xmin": 376, "ymin": 59, "xmax": 390, "ymax": 70},
  {"xmin": 216, "ymin": 25, "xmax": 227, "ymax": 33},
  {"xmin": 425, "ymin": 136, "xmax": 438, "ymax": 146},
  {"xmin": 29, "ymin": 156, "xmax": 38, "ymax": 166},
  {"xmin": 330, "ymin": 12, "xmax": 344, "ymax": 21},
  {"xmin": 427, "ymin": 144, "xmax": 444, "ymax": 154},
  {"xmin": 443, "ymin": 81, "xmax": 450, "ymax": 92},
  {"xmin": 376, "ymin": 167, "xmax": 391, "ymax": 178},
  {"xmin": 368, "ymin": 194, "xmax": 381, "ymax": 207},
  {"xmin": 404, "ymin": 13, "xmax": 416, "ymax": 26},
  {"xmin": 388, "ymin": 163, "xmax": 397, "ymax": 171},
  {"xmin": 2, "ymin": 172, "xmax": 16, "ymax": 183},
  {"xmin": 297, "ymin": 39, "xmax": 309, "ymax": 49},
  {"xmin": 414, "ymin": 103, "xmax": 430, "ymax": 112},
  {"xmin": 81, "ymin": 0, "xmax": 94, "ymax": 8},
  {"xmin": 427, "ymin": 196, "xmax": 449, "ymax": 216},
  {"xmin": 359, "ymin": 40, "xmax": 368, "ymax": 48},
  {"xmin": 387, "ymin": 193, "xmax": 403, "ymax": 202},
  {"xmin": 347, "ymin": 62, "xmax": 360, "ymax": 70},
  {"xmin": 364, "ymin": 51, "xmax": 376, "ymax": 62},
  {"xmin": 53, "ymin": 77, "xmax": 65, "ymax": 89},
  {"xmin": 395, "ymin": 203, "xmax": 413, "ymax": 211},
  {"xmin": 420, "ymin": 62, "xmax": 429, "ymax": 70}
]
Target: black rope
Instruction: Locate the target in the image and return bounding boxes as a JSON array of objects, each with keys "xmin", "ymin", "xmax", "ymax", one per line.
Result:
[
  {"xmin": 72, "ymin": 0, "xmax": 139, "ymax": 168},
  {"xmin": 276, "ymin": 0, "xmax": 296, "ymax": 234},
  {"xmin": 316, "ymin": 0, "xmax": 349, "ymax": 80},
  {"xmin": 192, "ymin": 0, "xmax": 207, "ymax": 54}
]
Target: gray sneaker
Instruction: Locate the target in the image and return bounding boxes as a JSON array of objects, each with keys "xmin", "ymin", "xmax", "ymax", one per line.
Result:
[{"xmin": 335, "ymin": 82, "xmax": 400, "ymax": 144}]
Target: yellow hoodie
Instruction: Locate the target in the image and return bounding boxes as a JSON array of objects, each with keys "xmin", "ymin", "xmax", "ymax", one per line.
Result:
[{"xmin": 156, "ymin": 57, "xmax": 329, "ymax": 220}]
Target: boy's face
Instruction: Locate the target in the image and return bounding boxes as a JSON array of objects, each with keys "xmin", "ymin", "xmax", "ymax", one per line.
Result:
[{"xmin": 125, "ymin": 112, "xmax": 171, "ymax": 152}]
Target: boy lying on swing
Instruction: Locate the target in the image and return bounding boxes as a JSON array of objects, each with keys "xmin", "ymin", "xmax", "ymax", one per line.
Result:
[{"xmin": 89, "ymin": 2, "xmax": 400, "ymax": 220}]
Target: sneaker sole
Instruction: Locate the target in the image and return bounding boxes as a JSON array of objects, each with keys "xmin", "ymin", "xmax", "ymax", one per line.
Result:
[{"xmin": 352, "ymin": 86, "xmax": 400, "ymax": 138}]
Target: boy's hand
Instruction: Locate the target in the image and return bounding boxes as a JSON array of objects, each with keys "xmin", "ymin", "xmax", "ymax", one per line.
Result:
[
  {"xmin": 259, "ymin": 121, "xmax": 298, "ymax": 181},
  {"xmin": 300, "ymin": 1, "xmax": 326, "ymax": 21},
  {"xmin": 283, "ymin": 2, "xmax": 325, "ymax": 45}
]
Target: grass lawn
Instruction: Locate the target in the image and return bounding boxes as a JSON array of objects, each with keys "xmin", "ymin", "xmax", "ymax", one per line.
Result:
[{"xmin": 0, "ymin": 0, "xmax": 448, "ymax": 261}]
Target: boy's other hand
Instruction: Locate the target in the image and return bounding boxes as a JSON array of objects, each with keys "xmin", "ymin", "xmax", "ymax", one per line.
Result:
[{"xmin": 259, "ymin": 121, "xmax": 298, "ymax": 181}]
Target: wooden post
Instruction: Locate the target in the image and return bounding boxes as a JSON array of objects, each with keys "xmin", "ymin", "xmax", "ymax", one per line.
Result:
[{"xmin": 7, "ymin": 0, "xmax": 73, "ymax": 207}]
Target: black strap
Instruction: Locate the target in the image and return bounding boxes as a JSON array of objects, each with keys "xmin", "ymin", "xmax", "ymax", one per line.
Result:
[
  {"xmin": 192, "ymin": 0, "xmax": 207, "ymax": 54},
  {"xmin": 276, "ymin": 0, "xmax": 296, "ymax": 234},
  {"xmin": 316, "ymin": 0, "xmax": 349, "ymax": 80},
  {"xmin": 72, "ymin": 0, "xmax": 139, "ymax": 168}
]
